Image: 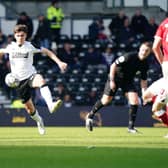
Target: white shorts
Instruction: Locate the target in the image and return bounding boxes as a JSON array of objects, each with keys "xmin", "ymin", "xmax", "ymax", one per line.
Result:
[
  {"xmin": 148, "ymin": 77, "xmax": 168, "ymax": 95},
  {"xmin": 148, "ymin": 77, "xmax": 168, "ymax": 104}
]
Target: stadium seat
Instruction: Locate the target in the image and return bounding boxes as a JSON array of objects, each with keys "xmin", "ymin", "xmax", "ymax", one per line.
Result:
[
  {"xmin": 71, "ymin": 34, "xmax": 81, "ymax": 41},
  {"xmin": 74, "ymin": 93, "xmax": 87, "ymax": 105},
  {"xmin": 81, "ymin": 43, "xmax": 89, "ymax": 51},
  {"xmin": 68, "ymin": 74, "xmax": 80, "ymax": 84},
  {"xmin": 60, "ymin": 34, "xmax": 69, "ymax": 43},
  {"xmin": 78, "ymin": 52, "xmax": 85, "ymax": 59},
  {"xmin": 71, "ymin": 34, "xmax": 82, "ymax": 49},
  {"xmin": 83, "ymin": 34, "xmax": 90, "ymax": 43},
  {"xmin": 81, "ymin": 76, "xmax": 93, "ymax": 84}
]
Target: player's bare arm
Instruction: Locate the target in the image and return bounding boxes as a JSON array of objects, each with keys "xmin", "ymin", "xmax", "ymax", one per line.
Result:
[
  {"xmin": 41, "ymin": 47, "xmax": 67, "ymax": 73},
  {"xmin": 140, "ymin": 79, "xmax": 149, "ymax": 105},
  {"xmin": 142, "ymin": 88, "xmax": 153, "ymax": 105},
  {"xmin": 0, "ymin": 49, "xmax": 5, "ymax": 58},
  {"xmin": 141, "ymin": 79, "xmax": 147, "ymax": 97},
  {"xmin": 153, "ymin": 37, "xmax": 163, "ymax": 64},
  {"xmin": 109, "ymin": 62, "xmax": 116, "ymax": 91}
]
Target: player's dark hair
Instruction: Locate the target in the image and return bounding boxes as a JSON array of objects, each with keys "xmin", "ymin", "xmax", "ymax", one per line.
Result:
[
  {"xmin": 51, "ymin": 0, "xmax": 58, "ymax": 5},
  {"xmin": 14, "ymin": 24, "xmax": 28, "ymax": 34},
  {"xmin": 141, "ymin": 41, "xmax": 152, "ymax": 48}
]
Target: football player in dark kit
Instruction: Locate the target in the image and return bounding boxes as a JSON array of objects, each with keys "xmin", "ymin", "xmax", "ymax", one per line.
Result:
[{"xmin": 85, "ymin": 42, "xmax": 152, "ymax": 133}]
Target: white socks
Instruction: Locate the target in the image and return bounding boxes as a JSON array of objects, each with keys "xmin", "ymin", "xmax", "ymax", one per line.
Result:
[
  {"xmin": 40, "ymin": 86, "xmax": 53, "ymax": 109},
  {"xmin": 154, "ymin": 109, "xmax": 166, "ymax": 117},
  {"xmin": 30, "ymin": 110, "xmax": 45, "ymax": 135},
  {"xmin": 31, "ymin": 110, "xmax": 41, "ymax": 122}
]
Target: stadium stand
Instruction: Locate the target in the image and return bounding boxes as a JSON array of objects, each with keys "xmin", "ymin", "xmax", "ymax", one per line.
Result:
[{"xmin": 0, "ymin": 1, "xmax": 165, "ymax": 107}]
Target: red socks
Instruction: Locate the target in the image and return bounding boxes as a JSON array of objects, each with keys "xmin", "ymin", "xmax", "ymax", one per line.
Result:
[{"xmin": 158, "ymin": 107, "xmax": 168, "ymax": 126}]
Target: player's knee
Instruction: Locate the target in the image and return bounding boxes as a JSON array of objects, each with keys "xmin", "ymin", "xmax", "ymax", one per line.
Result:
[
  {"xmin": 128, "ymin": 95, "xmax": 139, "ymax": 105},
  {"xmin": 35, "ymin": 74, "xmax": 46, "ymax": 85},
  {"xmin": 25, "ymin": 105, "xmax": 35, "ymax": 114},
  {"xmin": 142, "ymin": 94, "xmax": 148, "ymax": 102},
  {"xmin": 39, "ymin": 78, "xmax": 46, "ymax": 85},
  {"xmin": 101, "ymin": 97, "xmax": 112, "ymax": 105},
  {"xmin": 37, "ymin": 78, "xmax": 46, "ymax": 87}
]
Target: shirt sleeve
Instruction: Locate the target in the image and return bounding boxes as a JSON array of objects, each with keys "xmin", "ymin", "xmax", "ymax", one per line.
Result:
[
  {"xmin": 1, "ymin": 45, "xmax": 11, "ymax": 53},
  {"xmin": 30, "ymin": 42, "xmax": 42, "ymax": 54},
  {"xmin": 115, "ymin": 53, "xmax": 130, "ymax": 66}
]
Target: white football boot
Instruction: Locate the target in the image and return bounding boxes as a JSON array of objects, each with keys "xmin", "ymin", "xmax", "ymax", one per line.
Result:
[
  {"xmin": 37, "ymin": 117, "xmax": 45, "ymax": 135},
  {"xmin": 49, "ymin": 99, "xmax": 63, "ymax": 114}
]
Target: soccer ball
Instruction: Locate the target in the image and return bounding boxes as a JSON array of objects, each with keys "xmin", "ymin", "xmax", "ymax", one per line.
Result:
[{"xmin": 5, "ymin": 73, "xmax": 20, "ymax": 88}]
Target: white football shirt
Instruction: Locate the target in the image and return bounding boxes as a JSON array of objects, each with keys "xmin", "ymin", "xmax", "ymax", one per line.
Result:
[{"xmin": 2, "ymin": 41, "xmax": 41, "ymax": 81}]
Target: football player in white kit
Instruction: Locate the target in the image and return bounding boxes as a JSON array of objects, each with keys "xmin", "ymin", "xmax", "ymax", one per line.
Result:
[
  {"xmin": 0, "ymin": 24, "xmax": 67, "ymax": 135},
  {"xmin": 143, "ymin": 77, "xmax": 168, "ymax": 137}
]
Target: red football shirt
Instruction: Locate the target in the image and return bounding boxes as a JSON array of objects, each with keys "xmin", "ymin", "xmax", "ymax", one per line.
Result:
[{"xmin": 155, "ymin": 18, "xmax": 168, "ymax": 61}]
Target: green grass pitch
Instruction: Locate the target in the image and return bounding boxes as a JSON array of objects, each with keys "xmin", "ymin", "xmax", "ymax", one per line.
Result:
[{"xmin": 0, "ymin": 127, "xmax": 168, "ymax": 168}]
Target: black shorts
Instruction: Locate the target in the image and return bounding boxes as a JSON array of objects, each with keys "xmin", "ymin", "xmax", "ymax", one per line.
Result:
[
  {"xmin": 16, "ymin": 75, "xmax": 35, "ymax": 103},
  {"xmin": 103, "ymin": 77, "xmax": 137, "ymax": 96}
]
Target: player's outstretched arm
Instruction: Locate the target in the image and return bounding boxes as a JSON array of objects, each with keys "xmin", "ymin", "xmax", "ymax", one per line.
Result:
[
  {"xmin": 41, "ymin": 47, "xmax": 67, "ymax": 73},
  {"xmin": 152, "ymin": 37, "xmax": 163, "ymax": 64},
  {"xmin": 109, "ymin": 63, "xmax": 117, "ymax": 91},
  {"xmin": 141, "ymin": 79, "xmax": 147, "ymax": 95},
  {"xmin": 142, "ymin": 88, "xmax": 153, "ymax": 105}
]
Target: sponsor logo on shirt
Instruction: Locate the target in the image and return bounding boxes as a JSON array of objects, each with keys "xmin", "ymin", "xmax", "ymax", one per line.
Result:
[{"xmin": 12, "ymin": 52, "xmax": 29, "ymax": 58}]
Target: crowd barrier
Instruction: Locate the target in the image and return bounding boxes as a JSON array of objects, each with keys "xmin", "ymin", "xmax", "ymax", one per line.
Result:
[{"xmin": 0, "ymin": 105, "xmax": 155, "ymax": 127}]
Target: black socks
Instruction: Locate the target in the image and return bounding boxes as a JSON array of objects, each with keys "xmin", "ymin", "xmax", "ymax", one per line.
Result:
[
  {"xmin": 128, "ymin": 105, "xmax": 138, "ymax": 129},
  {"xmin": 89, "ymin": 100, "xmax": 104, "ymax": 119}
]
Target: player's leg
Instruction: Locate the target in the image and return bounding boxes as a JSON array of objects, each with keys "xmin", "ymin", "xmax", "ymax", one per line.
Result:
[
  {"xmin": 154, "ymin": 109, "xmax": 168, "ymax": 126},
  {"xmin": 163, "ymin": 106, "xmax": 168, "ymax": 138},
  {"xmin": 17, "ymin": 78, "xmax": 45, "ymax": 135},
  {"xmin": 142, "ymin": 88, "xmax": 156, "ymax": 105},
  {"xmin": 126, "ymin": 91, "xmax": 139, "ymax": 133},
  {"xmin": 86, "ymin": 94, "xmax": 113, "ymax": 131},
  {"xmin": 87, "ymin": 98, "xmax": 105, "ymax": 119},
  {"xmin": 142, "ymin": 78, "xmax": 168, "ymax": 123},
  {"xmin": 86, "ymin": 99, "xmax": 104, "ymax": 131},
  {"xmin": 152, "ymin": 97, "xmax": 168, "ymax": 126},
  {"xmin": 144, "ymin": 88, "xmax": 168, "ymax": 133},
  {"xmin": 151, "ymin": 87, "xmax": 168, "ymax": 123},
  {"xmin": 151, "ymin": 102, "xmax": 168, "ymax": 138},
  {"xmin": 85, "ymin": 79, "xmax": 115, "ymax": 131},
  {"xmin": 142, "ymin": 77, "xmax": 167, "ymax": 105},
  {"xmin": 24, "ymin": 98, "xmax": 45, "ymax": 135},
  {"xmin": 31, "ymin": 74, "xmax": 62, "ymax": 113}
]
